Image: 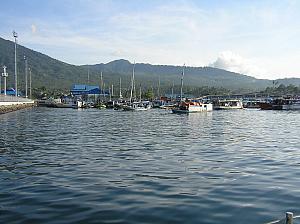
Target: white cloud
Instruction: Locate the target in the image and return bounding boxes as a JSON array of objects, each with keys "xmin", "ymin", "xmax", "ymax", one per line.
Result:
[
  {"xmin": 31, "ymin": 24, "xmax": 37, "ymax": 34},
  {"xmin": 210, "ymin": 51, "xmax": 267, "ymax": 79},
  {"xmin": 2, "ymin": 1, "xmax": 299, "ymax": 78}
]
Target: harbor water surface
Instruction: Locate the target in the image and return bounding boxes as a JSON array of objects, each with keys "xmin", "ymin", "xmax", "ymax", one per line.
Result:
[{"xmin": 0, "ymin": 108, "xmax": 300, "ymax": 224}]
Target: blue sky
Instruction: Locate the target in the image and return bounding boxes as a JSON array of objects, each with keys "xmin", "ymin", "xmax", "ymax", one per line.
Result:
[{"xmin": 1, "ymin": 0, "xmax": 300, "ymax": 79}]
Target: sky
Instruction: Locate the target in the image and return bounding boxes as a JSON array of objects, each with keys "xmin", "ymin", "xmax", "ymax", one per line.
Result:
[{"xmin": 1, "ymin": 0, "xmax": 300, "ymax": 79}]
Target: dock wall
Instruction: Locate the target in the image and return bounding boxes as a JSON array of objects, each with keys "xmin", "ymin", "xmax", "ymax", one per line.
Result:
[{"xmin": 0, "ymin": 95, "xmax": 35, "ymax": 114}]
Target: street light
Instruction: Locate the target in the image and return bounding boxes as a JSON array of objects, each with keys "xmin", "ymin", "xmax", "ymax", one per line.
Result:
[
  {"xmin": 24, "ymin": 55, "xmax": 28, "ymax": 98},
  {"xmin": 0, "ymin": 67, "xmax": 1, "ymax": 94},
  {"xmin": 29, "ymin": 67, "xmax": 32, "ymax": 98},
  {"xmin": 13, "ymin": 30, "xmax": 18, "ymax": 97},
  {"xmin": 2, "ymin": 66, "xmax": 8, "ymax": 96}
]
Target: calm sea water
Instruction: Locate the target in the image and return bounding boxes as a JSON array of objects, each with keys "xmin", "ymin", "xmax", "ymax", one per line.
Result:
[{"xmin": 0, "ymin": 107, "xmax": 300, "ymax": 224}]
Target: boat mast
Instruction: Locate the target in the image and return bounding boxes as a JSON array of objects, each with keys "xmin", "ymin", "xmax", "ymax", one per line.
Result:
[
  {"xmin": 100, "ymin": 71, "xmax": 103, "ymax": 101},
  {"xmin": 103, "ymin": 82, "xmax": 106, "ymax": 101},
  {"xmin": 129, "ymin": 62, "xmax": 135, "ymax": 103},
  {"xmin": 87, "ymin": 65, "xmax": 90, "ymax": 85},
  {"xmin": 158, "ymin": 76, "xmax": 160, "ymax": 99},
  {"xmin": 180, "ymin": 64, "xmax": 185, "ymax": 101},
  {"xmin": 139, "ymin": 84, "xmax": 142, "ymax": 102},
  {"xmin": 119, "ymin": 77, "xmax": 122, "ymax": 99},
  {"xmin": 109, "ymin": 86, "xmax": 111, "ymax": 101},
  {"xmin": 171, "ymin": 80, "xmax": 174, "ymax": 100},
  {"xmin": 133, "ymin": 62, "xmax": 136, "ymax": 101}
]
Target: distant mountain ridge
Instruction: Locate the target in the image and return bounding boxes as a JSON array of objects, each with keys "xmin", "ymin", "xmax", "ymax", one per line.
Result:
[{"xmin": 0, "ymin": 37, "xmax": 299, "ymax": 92}]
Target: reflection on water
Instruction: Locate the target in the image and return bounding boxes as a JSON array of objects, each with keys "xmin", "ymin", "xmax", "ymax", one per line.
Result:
[{"xmin": 0, "ymin": 108, "xmax": 300, "ymax": 224}]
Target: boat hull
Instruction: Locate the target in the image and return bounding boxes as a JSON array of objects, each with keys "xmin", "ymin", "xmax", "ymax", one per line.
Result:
[
  {"xmin": 282, "ymin": 104, "xmax": 300, "ymax": 110},
  {"xmin": 172, "ymin": 103, "xmax": 213, "ymax": 113},
  {"xmin": 214, "ymin": 106, "xmax": 243, "ymax": 110},
  {"xmin": 214, "ymin": 100, "xmax": 243, "ymax": 110}
]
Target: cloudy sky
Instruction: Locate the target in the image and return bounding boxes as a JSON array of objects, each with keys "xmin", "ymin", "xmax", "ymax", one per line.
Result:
[{"xmin": 1, "ymin": 0, "xmax": 300, "ymax": 79}]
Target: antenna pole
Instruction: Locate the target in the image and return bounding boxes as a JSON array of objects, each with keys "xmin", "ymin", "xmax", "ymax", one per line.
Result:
[
  {"xmin": 119, "ymin": 77, "xmax": 122, "ymax": 99},
  {"xmin": 13, "ymin": 31, "xmax": 18, "ymax": 97},
  {"xmin": 29, "ymin": 68, "xmax": 32, "ymax": 98},
  {"xmin": 24, "ymin": 55, "xmax": 28, "ymax": 98}
]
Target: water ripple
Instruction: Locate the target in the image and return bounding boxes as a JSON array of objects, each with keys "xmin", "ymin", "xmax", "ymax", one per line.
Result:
[{"xmin": 0, "ymin": 108, "xmax": 299, "ymax": 223}]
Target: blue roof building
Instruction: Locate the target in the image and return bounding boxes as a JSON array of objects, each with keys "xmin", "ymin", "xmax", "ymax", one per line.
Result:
[
  {"xmin": 0, "ymin": 88, "xmax": 17, "ymax": 96},
  {"xmin": 71, "ymin": 84, "xmax": 101, "ymax": 96}
]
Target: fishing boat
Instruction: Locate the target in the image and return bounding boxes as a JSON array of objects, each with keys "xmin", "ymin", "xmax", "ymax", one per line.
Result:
[
  {"xmin": 214, "ymin": 99, "xmax": 243, "ymax": 110},
  {"xmin": 259, "ymin": 98, "xmax": 300, "ymax": 110},
  {"xmin": 172, "ymin": 101, "xmax": 213, "ymax": 113},
  {"xmin": 123, "ymin": 102, "xmax": 151, "ymax": 111},
  {"xmin": 159, "ymin": 101, "xmax": 177, "ymax": 110},
  {"xmin": 243, "ymin": 99, "xmax": 261, "ymax": 109},
  {"xmin": 171, "ymin": 64, "xmax": 213, "ymax": 113}
]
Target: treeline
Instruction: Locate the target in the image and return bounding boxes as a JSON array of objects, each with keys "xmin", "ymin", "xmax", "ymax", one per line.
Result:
[
  {"xmin": 262, "ymin": 84, "xmax": 300, "ymax": 95},
  {"xmin": 30, "ymin": 85, "xmax": 232, "ymax": 99}
]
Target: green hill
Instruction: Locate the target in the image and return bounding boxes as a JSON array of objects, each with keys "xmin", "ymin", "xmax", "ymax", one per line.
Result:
[{"xmin": 0, "ymin": 36, "xmax": 299, "ymax": 95}]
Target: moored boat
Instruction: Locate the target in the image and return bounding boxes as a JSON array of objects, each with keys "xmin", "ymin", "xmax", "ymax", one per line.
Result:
[
  {"xmin": 258, "ymin": 98, "xmax": 300, "ymax": 110},
  {"xmin": 281, "ymin": 99, "xmax": 300, "ymax": 110},
  {"xmin": 172, "ymin": 101, "xmax": 213, "ymax": 113},
  {"xmin": 214, "ymin": 99, "xmax": 243, "ymax": 110}
]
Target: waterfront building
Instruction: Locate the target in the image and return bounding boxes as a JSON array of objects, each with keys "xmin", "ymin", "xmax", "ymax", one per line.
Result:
[
  {"xmin": 70, "ymin": 84, "xmax": 109, "ymax": 103},
  {"xmin": 1, "ymin": 88, "xmax": 17, "ymax": 96},
  {"xmin": 71, "ymin": 84, "xmax": 101, "ymax": 96}
]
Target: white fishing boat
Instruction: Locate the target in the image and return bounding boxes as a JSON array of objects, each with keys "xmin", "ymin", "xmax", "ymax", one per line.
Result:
[
  {"xmin": 172, "ymin": 101, "xmax": 213, "ymax": 113},
  {"xmin": 123, "ymin": 102, "xmax": 151, "ymax": 111},
  {"xmin": 214, "ymin": 99, "xmax": 243, "ymax": 110},
  {"xmin": 171, "ymin": 64, "xmax": 213, "ymax": 113}
]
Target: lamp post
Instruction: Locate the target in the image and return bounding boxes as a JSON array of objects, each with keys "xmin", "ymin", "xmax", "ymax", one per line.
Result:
[
  {"xmin": 2, "ymin": 66, "xmax": 8, "ymax": 96},
  {"xmin": 13, "ymin": 31, "xmax": 18, "ymax": 97},
  {"xmin": 29, "ymin": 67, "xmax": 32, "ymax": 98},
  {"xmin": 0, "ymin": 67, "xmax": 1, "ymax": 94},
  {"xmin": 24, "ymin": 55, "xmax": 28, "ymax": 98}
]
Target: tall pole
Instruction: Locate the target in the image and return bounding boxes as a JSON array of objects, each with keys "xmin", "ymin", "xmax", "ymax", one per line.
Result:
[
  {"xmin": 171, "ymin": 81, "xmax": 174, "ymax": 100},
  {"xmin": 0, "ymin": 67, "xmax": 1, "ymax": 94},
  {"xmin": 87, "ymin": 65, "xmax": 90, "ymax": 85},
  {"xmin": 109, "ymin": 87, "xmax": 111, "ymax": 101},
  {"xmin": 158, "ymin": 76, "xmax": 160, "ymax": 99},
  {"xmin": 24, "ymin": 55, "xmax": 28, "ymax": 98},
  {"xmin": 180, "ymin": 64, "xmax": 185, "ymax": 101},
  {"xmin": 130, "ymin": 63, "xmax": 135, "ymax": 103},
  {"xmin": 111, "ymin": 84, "xmax": 114, "ymax": 97},
  {"xmin": 2, "ymin": 66, "xmax": 8, "ymax": 95},
  {"xmin": 119, "ymin": 77, "xmax": 122, "ymax": 99},
  {"xmin": 13, "ymin": 31, "xmax": 18, "ymax": 97},
  {"xmin": 133, "ymin": 62, "xmax": 136, "ymax": 101},
  {"xmin": 103, "ymin": 82, "xmax": 106, "ymax": 101},
  {"xmin": 139, "ymin": 84, "xmax": 142, "ymax": 102},
  {"xmin": 100, "ymin": 71, "xmax": 103, "ymax": 95},
  {"xmin": 29, "ymin": 68, "xmax": 32, "ymax": 98}
]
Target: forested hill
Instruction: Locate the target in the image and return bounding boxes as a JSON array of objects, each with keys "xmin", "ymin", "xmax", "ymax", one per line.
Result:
[{"xmin": 1, "ymin": 36, "xmax": 299, "ymax": 92}]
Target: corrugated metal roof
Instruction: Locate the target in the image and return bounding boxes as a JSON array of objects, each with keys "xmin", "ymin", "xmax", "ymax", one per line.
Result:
[{"xmin": 72, "ymin": 85, "xmax": 100, "ymax": 91}]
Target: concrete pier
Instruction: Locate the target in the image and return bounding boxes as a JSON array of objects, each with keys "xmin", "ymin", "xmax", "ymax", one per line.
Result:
[{"xmin": 0, "ymin": 95, "xmax": 35, "ymax": 114}]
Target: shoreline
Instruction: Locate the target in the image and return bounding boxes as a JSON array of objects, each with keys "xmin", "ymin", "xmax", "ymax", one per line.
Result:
[{"xmin": 0, "ymin": 103, "xmax": 35, "ymax": 115}]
